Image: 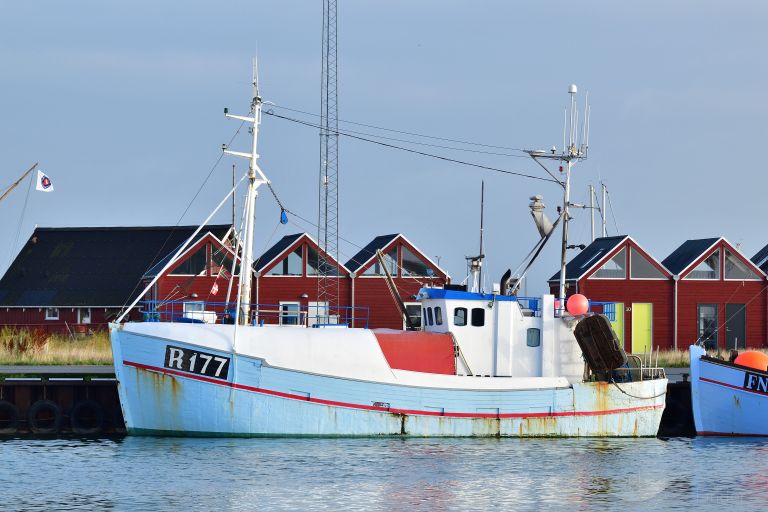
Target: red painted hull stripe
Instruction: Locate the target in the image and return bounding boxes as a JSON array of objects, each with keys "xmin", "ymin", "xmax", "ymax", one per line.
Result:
[
  {"xmin": 123, "ymin": 360, "xmax": 663, "ymax": 419},
  {"xmin": 697, "ymin": 431, "xmax": 768, "ymax": 437},
  {"xmin": 699, "ymin": 376, "xmax": 768, "ymax": 397}
]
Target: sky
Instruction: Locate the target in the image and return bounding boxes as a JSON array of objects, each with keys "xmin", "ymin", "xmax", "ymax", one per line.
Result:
[{"xmin": 2, "ymin": 1, "xmax": 768, "ymax": 296}]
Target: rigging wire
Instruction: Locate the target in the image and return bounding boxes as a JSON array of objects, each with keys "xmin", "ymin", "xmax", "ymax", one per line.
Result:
[
  {"xmin": 264, "ymin": 111, "xmax": 558, "ymax": 184},
  {"xmin": 606, "ymin": 188, "xmax": 620, "ymax": 234},
  {"xmin": 5, "ymin": 172, "xmax": 34, "ymax": 271},
  {"xmin": 119, "ymin": 121, "xmax": 246, "ymax": 313},
  {"xmin": 270, "ymin": 103, "xmax": 529, "ymax": 153}
]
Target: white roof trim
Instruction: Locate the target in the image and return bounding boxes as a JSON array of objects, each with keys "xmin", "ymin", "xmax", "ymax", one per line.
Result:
[
  {"xmin": 256, "ymin": 233, "xmax": 351, "ymax": 276},
  {"xmin": 352, "ymin": 233, "xmax": 450, "ymax": 280}
]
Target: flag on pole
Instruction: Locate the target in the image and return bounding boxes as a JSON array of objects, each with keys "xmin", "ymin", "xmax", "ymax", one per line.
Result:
[
  {"xmin": 211, "ymin": 282, "xmax": 219, "ymax": 295},
  {"xmin": 35, "ymin": 170, "xmax": 54, "ymax": 192}
]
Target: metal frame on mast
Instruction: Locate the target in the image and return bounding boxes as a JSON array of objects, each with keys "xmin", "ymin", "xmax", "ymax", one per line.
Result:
[
  {"xmin": 318, "ymin": 0, "xmax": 340, "ymax": 317},
  {"xmin": 526, "ymin": 84, "xmax": 589, "ymax": 312},
  {"xmin": 223, "ymin": 62, "xmax": 269, "ymax": 326}
]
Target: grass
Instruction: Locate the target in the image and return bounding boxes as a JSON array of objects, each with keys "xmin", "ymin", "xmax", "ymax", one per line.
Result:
[
  {"xmin": 0, "ymin": 327, "xmax": 113, "ymax": 365},
  {"xmin": 632, "ymin": 348, "xmax": 768, "ymax": 368}
]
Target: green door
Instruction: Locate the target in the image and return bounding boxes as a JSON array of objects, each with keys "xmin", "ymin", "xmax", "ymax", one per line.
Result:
[
  {"xmin": 631, "ymin": 303, "xmax": 653, "ymax": 354},
  {"xmin": 610, "ymin": 302, "xmax": 625, "ymax": 349}
]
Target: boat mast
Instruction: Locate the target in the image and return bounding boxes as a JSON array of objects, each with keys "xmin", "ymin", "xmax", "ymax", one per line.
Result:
[
  {"xmin": 224, "ymin": 61, "xmax": 269, "ymax": 325},
  {"xmin": 0, "ymin": 163, "xmax": 38, "ymax": 204},
  {"xmin": 526, "ymin": 85, "xmax": 589, "ymax": 312}
]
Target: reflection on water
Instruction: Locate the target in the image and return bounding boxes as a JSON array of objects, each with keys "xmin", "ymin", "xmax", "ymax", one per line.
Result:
[{"xmin": 1, "ymin": 436, "xmax": 767, "ymax": 511}]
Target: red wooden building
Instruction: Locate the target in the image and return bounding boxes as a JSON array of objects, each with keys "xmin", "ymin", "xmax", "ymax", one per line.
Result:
[
  {"xmin": 253, "ymin": 233, "xmax": 449, "ymax": 329},
  {"xmin": 551, "ymin": 235, "xmax": 767, "ymax": 352},
  {"xmin": 548, "ymin": 235, "xmax": 673, "ymax": 352},
  {"xmin": 0, "ymin": 225, "xmax": 231, "ymax": 333}
]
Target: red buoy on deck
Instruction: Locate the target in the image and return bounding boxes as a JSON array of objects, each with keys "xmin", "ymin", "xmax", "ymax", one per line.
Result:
[
  {"xmin": 567, "ymin": 294, "xmax": 589, "ymax": 316},
  {"xmin": 734, "ymin": 351, "xmax": 768, "ymax": 371}
]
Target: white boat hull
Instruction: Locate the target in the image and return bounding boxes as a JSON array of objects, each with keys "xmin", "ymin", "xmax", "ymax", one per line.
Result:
[
  {"xmin": 690, "ymin": 345, "xmax": 768, "ymax": 436},
  {"xmin": 112, "ymin": 324, "xmax": 666, "ymax": 437}
]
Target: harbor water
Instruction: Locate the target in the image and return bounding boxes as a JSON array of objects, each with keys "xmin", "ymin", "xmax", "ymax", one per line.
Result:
[{"xmin": 2, "ymin": 436, "xmax": 767, "ymax": 511}]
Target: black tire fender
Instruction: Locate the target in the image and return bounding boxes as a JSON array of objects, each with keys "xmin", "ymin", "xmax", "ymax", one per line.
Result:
[
  {"xmin": 70, "ymin": 399, "xmax": 105, "ymax": 435},
  {"xmin": 28, "ymin": 399, "xmax": 62, "ymax": 434},
  {"xmin": 0, "ymin": 400, "xmax": 20, "ymax": 434}
]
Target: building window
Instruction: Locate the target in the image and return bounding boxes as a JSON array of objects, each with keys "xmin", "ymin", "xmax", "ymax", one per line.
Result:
[
  {"xmin": 434, "ymin": 306, "xmax": 443, "ymax": 326},
  {"xmin": 454, "ymin": 307, "xmax": 467, "ymax": 326},
  {"xmin": 45, "ymin": 307, "xmax": 59, "ymax": 320},
  {"xmin": 268, "ymin": 248, "xmax": 303, "ymax": 276},
  {"xmin": 724, "ymin": 250, "xmax": 759, "ymax": 280},
  {"xmin": 78, "ymin": 308, "xmax": 91, "ymax": 324},
  {"xmin": 471, "ymin": 308, "xmax": 485, "ymax": 327},
  {"xmin": 363, "ymin": 248, "xmax": 398, "ymax": 276},
  {"xmin": 404, "ymin": 303, "xmax": 421, "ymax": 330},
  {"xmin": 687, "ymin": 251, "xmax": 720, "ymax": 280},
  {"xmin": 697, "ymin": 304, "xmax": 718, "ymax": 350},
  {"xmin": 279, "ymin": 302, "xmax": 301, "ymax": 325},
  {"xmin": 593, "ymin": 248, "xmax": 626, "ymax": 279},
  {"xmin": 170, "ymin": 246, "xmax": 207, "ymax": 276},
  {"xmin": 526, "ymin": 328, "xmax": 541, "ymax": 347},
  {"xmin": 307, "ymin": 246, "xmax": 339, "ymax": 276},
  {"xmin": 211, "ymin": 248, "xmax": 239, "ymax": 276},
  {"xmin": 401, "ymin": 247, "xmax": 432, "ymax": 277},
  {"xmin": 630, "ymin": 248, "xmax": 665, "ymax": 279}
]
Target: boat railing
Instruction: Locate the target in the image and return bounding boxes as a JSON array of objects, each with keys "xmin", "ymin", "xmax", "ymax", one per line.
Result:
[
  {"xmin": 139, "ymin": 300, "xmax": 370, "ymax": 328},
  {"xmin": 516, "ymin": 297, "xmax": 616, "ymax": 321},
  {"xmin": 610, "ymin": 355, "xmax": 666, "ymax": 382}
]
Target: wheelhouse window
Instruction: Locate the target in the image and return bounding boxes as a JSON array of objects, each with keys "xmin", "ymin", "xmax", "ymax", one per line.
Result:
[
  {"xmin": 268, "ymin": 248, "xmax": 303, "ymax": 276},
  {"xmin": 526, "ymin": 328, "xmax": 541, "ymax": 347},
  {"xmin": 697, "ymin": 304, "xmax": 718, "ymax": 350},
  {"xmin": 630, "ymin": 248, "xmax": 665, "ymax": 279},
  {"xmin": 471, "ymin": 308, "xmax": 485, "ymax": 327},
  {"xmin": 170, "ymin": 246, "xmax": 207, "ymax": 275},
  {"xmin": 724, "ymin": 250, "xmax": 759, "ymax": 280},
  {"xmin": 404, "ymin": 303, "xmax": 421, "ymax": 330},
  {"xmin": 401, "ymin": 247, "xmax": 432, "ymax": 277},
  {"xmin": 593, "ymin": 248, "xmax": 626, "ymax": 279},
  {"xmin": 363, "ymin": 248, "xmax": 398, "ymax": 276},
  {"xmin": 307, "ymin": 246, "xmax": 339, "ymax": 276},
  {"xmin": 45, "ymin": 307, "xmax": 59, "ymax": 320},
  {"xmin": 454, "ymin": 307, "xmax": 467, "ymax": 326},
  {"xmin": 434, "ymin": 306, "xmax": 443, "ymax": 326},
  {"xmin": 279, "ymin": 302, "xmax": 301, "ymax": 325},
  {"xmin": 687, "ymin": 251, "xmax": 720, "ymax": 280},
  {"xmin": 426, "ymin": 307, "xmax": 434, "ymax": 326}
]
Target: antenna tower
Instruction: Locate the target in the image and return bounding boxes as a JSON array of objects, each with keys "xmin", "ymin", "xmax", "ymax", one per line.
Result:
[{"xmin": 318, "ymin": 0, "xmax": 340, "ymax": 315}]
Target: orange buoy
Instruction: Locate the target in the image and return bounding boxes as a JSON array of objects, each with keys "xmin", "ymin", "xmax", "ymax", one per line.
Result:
[
  {"xmin": 734, "ymin": 351, "xmax": 768, "ymax": 371},
  {"xmin": 566, "ymin": 294, "xmax": 589, "ymax": 316}
]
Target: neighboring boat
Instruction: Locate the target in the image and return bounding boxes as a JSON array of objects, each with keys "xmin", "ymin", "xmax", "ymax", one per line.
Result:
[
  {"xmin": 690, "ymin": 345, "xmax": 768, "ymax": 436},
  {"xmin": 110, "ymin": 72, "xmax": 667, "ymax": 437}
]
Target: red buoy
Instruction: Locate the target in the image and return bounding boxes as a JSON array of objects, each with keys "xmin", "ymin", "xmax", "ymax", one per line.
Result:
[
  {"xmin": 567, "ymin": 294, "xmax": 589, "ymax": 316},
  {"xmin": 734, "ymin": 351, "xmax": 768, "ymax": 371}
]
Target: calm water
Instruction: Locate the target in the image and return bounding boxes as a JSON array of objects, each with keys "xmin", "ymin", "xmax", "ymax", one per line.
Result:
[{"xmin": 1, "ymin": 436, "xmax": 767, "ymax": 511}]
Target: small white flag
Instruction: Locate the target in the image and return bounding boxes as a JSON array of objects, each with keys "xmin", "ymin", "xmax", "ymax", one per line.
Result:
[{"xmin": 35, "ymin": 170, "xmax": 54, "ymax": 192}]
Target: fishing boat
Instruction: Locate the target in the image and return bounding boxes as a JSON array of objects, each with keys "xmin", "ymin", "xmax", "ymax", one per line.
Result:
[
  {"xmin": 690, "ymin": 345, "xmax": 768, "ymax": 436},
  {"xmin": 110, "ymin": 72, "xmax": 667, "ymax": 437}
]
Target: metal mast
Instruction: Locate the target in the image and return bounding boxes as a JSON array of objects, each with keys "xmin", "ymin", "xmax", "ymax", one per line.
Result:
[
  {"xmin": 526, "ymin": 84, "xmax": 589, "ymax": 312},
  {"xmin": 223, "ymin": 62, "xmax": 269, "ymax": 325},
  {"xmin": 317, "ymin": 0, "xmax": 340, "ymax": 316}
]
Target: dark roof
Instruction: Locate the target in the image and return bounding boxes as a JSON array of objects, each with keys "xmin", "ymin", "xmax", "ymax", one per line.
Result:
[
  {"xmin": 661, "ymin": 238, "xmax": 720, "ymax": 275},
  {"xmin": 0, "ymin": 225, "xmax": 230, "ymax": 307},
  {"xmin": 254, "ymin": 233, "xmax": 303, "ymax": 272},
  {"xmin": 345, "ymin": 234, "xmax": 399, "ymax": 273},
  {"xmin": 548, "ymin": 236, "xmax": 627, "ymax": 283},
  {"xmin": 752, "ymin": 244, "xmax": 768, "ymax": 272}
]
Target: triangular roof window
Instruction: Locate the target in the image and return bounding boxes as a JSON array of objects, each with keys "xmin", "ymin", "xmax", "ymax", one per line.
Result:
[
  {"xmin": 685, "ymin": 250, "xmax": 720, "ymax": 280},
  {"xmin": 593, "ymin": 248, "xmax": 626, "ymax": 279},
  {"xmin": 724, "ymin": 249, "xmax": 760, "ymax": 280},
  {"xmin": 630, "ymin": 248, "xmax": 665, "ymax": 279}
]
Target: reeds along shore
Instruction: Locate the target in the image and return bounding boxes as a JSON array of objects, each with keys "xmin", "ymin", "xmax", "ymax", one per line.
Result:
[
  {"xmin": 0, "ymin": 327, "xmax": 764, "ymax": 367},
  {"xmin": 0, "ymin": 327, "xmax": 112, "ymax": 365}
]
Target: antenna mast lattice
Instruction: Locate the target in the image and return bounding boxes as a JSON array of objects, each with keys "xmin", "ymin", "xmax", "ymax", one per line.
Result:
[{"xmin": 318, "ymin": 0, "xmax": 340, "ymax": 316}]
